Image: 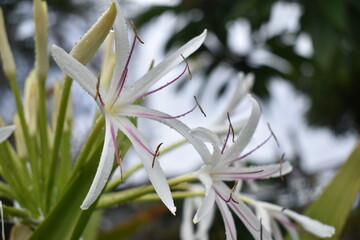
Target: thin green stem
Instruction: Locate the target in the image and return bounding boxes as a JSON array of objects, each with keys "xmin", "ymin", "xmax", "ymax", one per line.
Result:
[
  {"xmin": 97, "ymin": 173, "xmax": 197, "ymax": 209},
  {"xmin": 134, "ymin": 191, "xmax": 204, "ymax": 202},
  {"xmin": 46, "ymin": 76, "xmax": 72, "ymax": 212},
  {"xmin": 104, "ymin": 163, "xmax": 143, "ymax": 192}
]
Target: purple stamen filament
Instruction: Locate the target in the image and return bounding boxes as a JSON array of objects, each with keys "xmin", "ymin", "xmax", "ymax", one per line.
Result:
[
  {"xmin": 95, "ymin": 72, "xmax": 105, "ymax": 107},
  {"xmin": 215, "ymin": 188, "xmax": 260, "ymax": 232},
  {"xmin": 152, "ymin": 142, "xmax": 163, "ymax": 168},
  {"xmin": 125, "ymin": 126, "xmax": 157, "ymax": 158},
  {"xmin": 221, "ymin": 113, "xmax": 235, "ymax": 154},
  {"xmin": 225, "ymin": 181, "xmax": 239, "ymax": 204},
  {"xmin": 135, "ymin": 104, "xmax": 197, "ymax": 120},
  {"xmin": 110, "ymin": 123, "xmax": 123, "ymax": 177}
]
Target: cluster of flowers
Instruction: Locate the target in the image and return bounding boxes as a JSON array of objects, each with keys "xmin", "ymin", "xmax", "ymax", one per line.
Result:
[{"xmin": 0, "ymin": 1, "xmax": 335, "ymax": 239}]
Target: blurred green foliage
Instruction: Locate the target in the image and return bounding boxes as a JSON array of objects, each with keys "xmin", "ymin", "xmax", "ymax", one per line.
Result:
[{"xmin": 134, "ymin": 0, "xmax": 360, "ymax": 134}]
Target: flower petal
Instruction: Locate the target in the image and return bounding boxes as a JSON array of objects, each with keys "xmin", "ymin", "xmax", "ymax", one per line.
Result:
[
  {"xmin": 121, "ymin": 30, "xmax": 207, "ymax": 104},
  {"xmin": 112, "ymin": 116, "xmax": 176, "ymax": 214},
  {"xmin": 193, "ymin": 188, "xmax": 215, "ymax": 224},
  {"xmin": 215, "ymin": 194, "xmax": 237, "ymax": 240},
  {"xmin": 107, "ymin": 1, "xmax": 130, "ymax": 101},
  {"xmin": 212, "ymin": 162, "xmax": 292, "ymax": 181},
  {"xmin": 190, "ymin": 127, "xmax": 222, "ymax": 164},
  {"xmin": 222, "ymin": 95, "xmax": 261, "ymax": 165},
  {"xmin": 282, "ymin": 209, "xmax": 335, "ymax": 238},
  {"xmin": 120, "ymin": 104, "xmax": 212, "ymax": 163},
  {"xmin": 52, "ymin": 45, "xmax": 100, "ymax": 99},
  {"xmin": 0, "ymin": 125, "xmax": 15, "ymax": 143},
  {"xmin": 81, "ymin": 117, "xmax": 116, "ymax": 209}
]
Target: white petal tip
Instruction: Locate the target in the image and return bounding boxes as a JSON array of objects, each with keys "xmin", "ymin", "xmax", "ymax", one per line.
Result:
[
  {"xmin": 170, "ymin": 206, "xmax": 177, "ymax": 216},
  {"xmin": 80, "ymin": 203, "xmax": 90, "ymax": 210}
]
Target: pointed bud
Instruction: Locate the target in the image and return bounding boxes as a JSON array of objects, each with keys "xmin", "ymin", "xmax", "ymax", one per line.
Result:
[
  {"xmin": 100, "ymin": 31, "xmax": 116, "ymax": 91},
  {"xmin": 0, "ymin": 8, "xmax": 16, "ymax": 79},
  {"xmin": 34, "ymin": 0, "xmax": 49, "ymax": 80},
  {"xmin": 24, "ymin": 70, "xmax": 39, "ymax": 136},
  {"xmin": 70, "ymin": 2, "xmax": 117, "ymax": 64},
  {"xmin": 13, "ymin": 114, "xmax": 27, "ymax": 158}
]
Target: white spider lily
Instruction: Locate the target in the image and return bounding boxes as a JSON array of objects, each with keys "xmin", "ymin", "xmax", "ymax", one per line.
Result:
[
  {"xmin": 52, "ymin": 1, "xmax": 207, "ymax": 214},
  {"xmin": 189, "ymin": 96, "xmax": 293, "ymax": 240},
  {"xmin": 241, "ymin": 195, "xmax": 335, "ymax": 239}
]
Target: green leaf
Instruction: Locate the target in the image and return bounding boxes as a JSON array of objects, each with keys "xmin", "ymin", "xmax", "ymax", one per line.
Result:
[{"xmin": 300, "ymin": 142, "xmax": 360, "ymax": 239}]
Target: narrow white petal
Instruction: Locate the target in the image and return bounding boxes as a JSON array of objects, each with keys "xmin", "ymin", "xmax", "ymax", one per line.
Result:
[
  {"xmin": 0, "ymin": 125, "xmax": 15, "ymax": 143},
  {"xmin": 52, "ymin": 44, "xmax": 99, "ymax": 98},
  {"xmin": 81, "ymin": 118, "xmax": 116, "ymax": 209},
  {"xmin": 270, "ymin": 219, "xmax": 284, "ymax": 240},
  {"xmin": 283, "ymin": 209, "xmax": 335, "ymax": 238},
  {"xmin": 215, "ymin": 194, "xmax": 237, "ymax": 240},
  {"xmin": 121, "ymin": 30, "xmax": 207, "ymax": 104},
  {"xmin": 180, "ymin": 198, "xmax": 196, "ymax": 240},
  {"xmin": 214, "ymin": 182, "xmax": 272, "ymax": 240},
  {"xmin": 193, "ymin": 188, "xmax": 215, "ymax": 224},
  {"xmin": 223, "ymin": 95, "xmax": 261, "ymax": 165},
  {"xmin": 212, "ymin": 162, "xmax": 292, "ymax": 181},
  {"xmin": 190, "ymin": 127, "xmax": 222, "ymax": 162},
  {"xmin": 255, "ymin": 205, "xmax": 272, "ymax": 235},
  {"xmin": 195, "ymin": 201, "xmax": 215, "ymax": 240},
  {"xmin": 113, "ymin": 116, "xmax": 176, "ymax": 214},
  {"xmin": 107, "ymin": 1, "xmax": 130, "ymax": 101},
  {"xmin": 120, "ymin": 104, "xmax": 212, "ymax": 163}
]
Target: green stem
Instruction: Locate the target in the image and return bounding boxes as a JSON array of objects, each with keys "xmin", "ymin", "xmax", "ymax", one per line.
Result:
[
  {"xmin": 46, "ymin": 76, "xmax": 72, "ymax": 212},
  {"xmin": 2, "ymin": 204, "xmax": 38, "ymax": 227},
  {"xmin": 104, "ymin": 163, "xmax": 143, "ymax": 192},
  {"xmin": 134, "ymin": 191, "xmax": 204, "ymax": 202},
  {"xmin": 97, "ymin": 173, "xmax": 197, "ymax": 209}
]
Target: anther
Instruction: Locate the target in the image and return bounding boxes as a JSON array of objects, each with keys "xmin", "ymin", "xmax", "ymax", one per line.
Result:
[
  {"xmin": 267, "ymin": 122, "xmax": 280, "ymax": 147},
  {"xmin": 116, "ymin": 150, "xmax": 123, "ymax": 180},
  {"xmin": 225, "ymin": 181, "xmax": 239, "ymax": 204},
  {"xmin": 280, "ymin": 153, "xmax": 285, "ymax": 181},
  {"xmin": 227, "ymin": 112, "xmax": 235, "ymax": 143},
  {"xmin": 181, "ymin": 54, "xmax": 192, "ymax": 79},
  {"xmin": 95, "ymin": 72, "xmax": 105, "ymax": 106},
  {"xmin": 194, "ymin": 96, "xmax": 206, "ymax": 117},
  {"xmin": 152, "ymin": 142, "xmax": 163, "ymax": 168},
  {"xmin": 130, "ymin": 20, "xmax": 144, "ymax": 44}
]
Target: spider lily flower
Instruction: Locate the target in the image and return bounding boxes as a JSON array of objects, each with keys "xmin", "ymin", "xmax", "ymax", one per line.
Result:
[
  {"xmin": 52, "ymin": 1, "xmax": 207, "ymax": 214},
  {"xmin": 241, "ymin": 195, "xmax": 335, "ymax": 239},
  {"xmin": 189, "ymin": 96, "xmax": 293, "ymax": 240},
  {"xmin": 0, "ymin": 125, "xmax": 15, "ymax": 143}
]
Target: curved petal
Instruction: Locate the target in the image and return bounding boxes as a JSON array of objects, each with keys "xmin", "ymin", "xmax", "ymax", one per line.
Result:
[
  {"xmin": 222, "ymin": 95, "xmax": 261, "ymax": 165},
  {"xmin": 190, "ymin": 127, "xmax": 222, "ymax": 164},
  {"xmin": 107, "ymin": 1, "xmax": 130, "ymax": 101},
  {"xmin": 212, "ymin": 162, "xmax": 292, "ymax": 181},
  {"xmin": 120, "ymin": 30, "xmax": 207, "ymax": 104},
  {"xmin": 180, "ymin": 198, "xmax": 196, "ymax": 240},
  {"xmin": 0, "ymin": 125, "xmax": 15, "ymax": 143},
  {"xmin": 52, "ymin": 44, "xmax": 99, "ymax": 98},
  {"xmin": 193, "ymin": 188, "xmax": 215, "ymax": 224},
  {"xmin": 113, "ymin": 116, "xmax": 176, "ymax": 214},
  {"xmin": 215, "ymin": 194, "xmax": 237, "ymax": 240},
  {"xmin": 119, "ymin": 104, "xmax": 211, "ymax": 163},
  {"xmin": 81, "ymin": 117, "xmax": 116, "ymax": 209}
]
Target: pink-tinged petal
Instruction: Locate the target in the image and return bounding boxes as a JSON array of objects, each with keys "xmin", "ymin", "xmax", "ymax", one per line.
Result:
[
  {"xmin": 0, "ymin": 125, "xmax": 15, "ymax": 143},
  {"xmin": 222, "ymin": 96, "xmax": 261, "ymax": 166},
  {"xmin": 193, "ymin": 188, "xmax": 215, "ymax": 224},
  {"xmin": 281, "ymin": 208, "xmax": 335, "ymax": 238},
  {"xmin": 112, "ymin": 116, "xmax": 176, "ymax": 214},
  {"xmin": 215, "ymin": 194, "xmax": 237, "ymax": 240},
  {"xmin": 214, "ymin": 182, "xmax": 273, "ymax": 240},
  {"xmin": 190, "ymin": 127, "xmax": 222, "ymax": 164},
  {"xmin": 120, "ymin": 30, "xmax": 207, "ymax": 104},
  {"xmin": 119, "ymin": 105, "xmax": 212, "ymax": 163},
  {"xmin": 212, "ymin": 162, "xmax": 292, "ymax": 181},
  {"xmin": 274, "ymin": 214, "xmax": 300, "ymax": 240},
  {"xmin": 81, "ymin": 118, "xmax": 116, "ymax": 209},
  {"xmin": 270, "ymin": 219, "xmax": 284, "ymax": 240},
  {"xmin": 51, "ymin": 45, "xmax": 100, "ymax": 99}
]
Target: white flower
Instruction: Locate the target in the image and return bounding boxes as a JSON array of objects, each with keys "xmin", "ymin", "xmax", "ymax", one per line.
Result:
[
  {"xmin": 52, "ymin": 1, "xmax": 207, "ymax": 214},
  {"xmin": 241, "ymin": 195, "xmax": 335, "ymax": 239},
  {"xmin": 0, "ymin": 125, "xmax": 15, "ymax": 143},
  {"xmin": 188, "ymin": 96, "xmax": 293, "ymax": 240}
]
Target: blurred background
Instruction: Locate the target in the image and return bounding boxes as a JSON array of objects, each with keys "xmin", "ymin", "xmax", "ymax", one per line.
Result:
[{"xmin": 0, "ymin": 0, "xmax": 359, "ymax": 239}]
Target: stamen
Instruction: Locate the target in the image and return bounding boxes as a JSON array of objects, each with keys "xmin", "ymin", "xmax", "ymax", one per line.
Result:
[
  {"xmin": 148, "ymin": 59, "xmax": 155, "ymax": 71},
  {"xmin": 280, "ymin": 153, "xmax": 285, "ymax": 181},
  {"xmin": 221, "ymin": 112, "xmax": 235, "ymax": 154},
  {"xmin": 225, "ymin": 181, "xmax": 239, "ymax": 204},
  {"xmin": 194, "ymin": 96, "xmax": 206, "ymax": 117},
  {"xmin": 130, "ymin": 20, "xmax": 144, "ymax": 44},
  {"xmin": 136, "ymin": 56, "xmax": 191, "ymax": 99},
  {"xmin": 135, "ymin": 104, "xmax": 197, "ymax": 120},
  {"xmin": 267, "ymin": 122, "xmax": 280, "ymax": 147},
  {"xmin": 181, "ymin": 54, "xmax": 192, "ymax": 79},
  {"xmin": 126, "ymin": 126, "xmax": 156, "ymax": 157},
  {"xmin": 95, "ymin": 72, "xmax": 105, "ymax": 106},
  {"xmin": 152, "ymin": 142, "xmax": 163, "ymax": 168}
]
